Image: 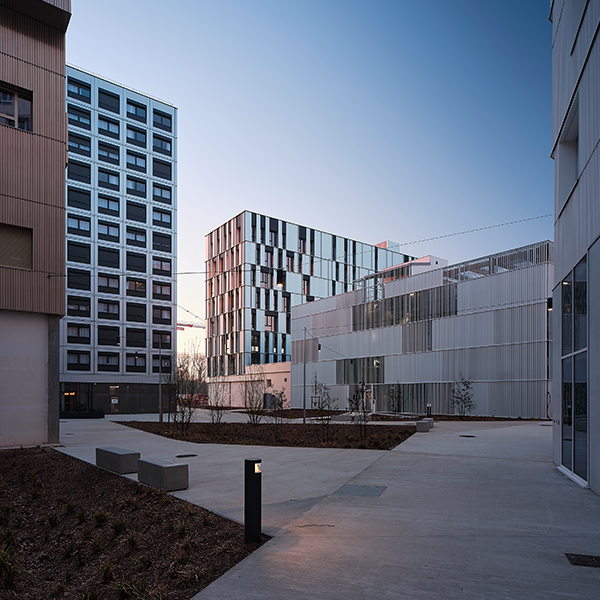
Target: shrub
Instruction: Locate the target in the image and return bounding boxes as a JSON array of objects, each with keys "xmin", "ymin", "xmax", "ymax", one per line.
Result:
[{"xmin": 0, "ymin": 545, "xmax": 18, "ymax": 587}]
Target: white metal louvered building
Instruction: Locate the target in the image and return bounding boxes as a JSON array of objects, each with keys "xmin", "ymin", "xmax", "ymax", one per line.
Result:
[
  {"xmin": 290, "ymin": 241, "xmax": 554, "ymax": 419},
  {"xmin": 550, "ymin": 0, "xmax": 599, "ymax": 493}
]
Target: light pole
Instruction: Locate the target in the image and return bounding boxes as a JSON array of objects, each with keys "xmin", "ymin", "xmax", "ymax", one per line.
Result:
[
  {"xmin": 303, "ymin": 327, "xmax": 306, "ymax": 424},
  {"xmin": 158, "ymin": 334, "xmax": 163, "ymax": 424}
]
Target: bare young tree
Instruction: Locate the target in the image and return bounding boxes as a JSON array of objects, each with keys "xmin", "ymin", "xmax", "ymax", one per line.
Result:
[
  {"xmin": 171, "ymin": 348, "xmax": 207, "ymax": 435},
  {"xmin": 388, "ymin": 382, "xmax": 406, "ymax": 415},
  {"xmin": 263, "ymin": 385, "xmax": 289, "ymax": 443},
  {"xmin": 450, "ymin": 373, "xmax": 475, "ymax": 416},
  {"xmin": 312, "ymin": 375, "xmax": 337, "ymax": 443},
  {"xmin": 160, "ymin": 352, "xmax": 178, "ymax": 425},
  {"xmin": 348, "ymin": 381, "xmax": 370, "ymax": 441},
  {"xmin": 208, "ymin": 375, "xmax": 231, "ymax": 424},
  {"xmin": 241, "ymin": 365, "xmax": 267, "ymax": 425}
]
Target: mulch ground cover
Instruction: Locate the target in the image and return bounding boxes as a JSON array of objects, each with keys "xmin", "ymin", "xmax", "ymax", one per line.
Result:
[
  {"xmin": 0, "ymin": 447, "xmax": 267, "ymax": 599},
  {"xmin": 122, "ymin": 421, "xmax": 415, "ymax": 450}
]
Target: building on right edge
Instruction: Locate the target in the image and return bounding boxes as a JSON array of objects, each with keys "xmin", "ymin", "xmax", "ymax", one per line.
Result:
[
  {"xmin": 550, "ymin": 1, "xmax": 598, "ymax": 492},
  {"xmin": 291, "ymin": 242, "xmax": 553, "ymax": 419}
]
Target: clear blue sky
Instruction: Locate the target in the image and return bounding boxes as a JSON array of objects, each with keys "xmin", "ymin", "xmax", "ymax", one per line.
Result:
[{"xmin": 67, "ymin": 0, "xmax": 553, "ymax": 342}]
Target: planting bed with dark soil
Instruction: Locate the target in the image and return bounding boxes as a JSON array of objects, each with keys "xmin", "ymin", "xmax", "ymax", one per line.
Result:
[
  {"xmin": 0, "ymin": 447, "xmax": 267, "ymax": 599},
  {"xmin": 123, "ymin": 421, "xmax": 415, "ymax": 450}
]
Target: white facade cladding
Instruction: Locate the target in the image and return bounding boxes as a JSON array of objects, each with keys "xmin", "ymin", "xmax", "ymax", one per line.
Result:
[
  {"xmin": 550, "ymin": 1, "xmax": 599, "ymax": 492},
  {"xmin": 291, "ymin": 242, "xmax": 553, "ymax": 419},
  {"xmin": 205, "ymin": 211, "xmax": 414, "ymax": 379},
  {"xmin": 60, "ymin": 66, "xmax": 177, "ymax": 414}
]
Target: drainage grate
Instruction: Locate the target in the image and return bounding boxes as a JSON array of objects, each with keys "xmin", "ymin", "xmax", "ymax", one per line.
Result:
[
  {"xmin": 565, "ymin": 554, "xmax": 600, "ymax": 568},
  {"xmin": 175, "ymin": 454, "xmax": 197, "ymax": 458},
  {"xmin": 459, "ymin": 434, "xmax": 476, "ymax": 438},
  {"xmin": 333, "ymin": 484, "xmax": 386, "ymax": 498}
]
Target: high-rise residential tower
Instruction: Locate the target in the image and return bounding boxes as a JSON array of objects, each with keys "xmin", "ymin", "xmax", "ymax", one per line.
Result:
[
  {"xmin": 61, "ymin": 65, "xmax": 177, "ymax": 415},
  {"xmin": 0, "ymin": 0, "xmax": 71, "ymax": 446},
  {"xmin": 205, "ymin": 211, "xmax": 413, "ymax": 402}
]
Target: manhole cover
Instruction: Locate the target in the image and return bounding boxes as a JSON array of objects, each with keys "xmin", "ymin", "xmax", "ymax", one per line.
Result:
[
  {"xmin": 175, "ymin": 454, "xmax": 197, "ymax": 458},
  {"xmin": 333, "ymin": 485, "xmax": 386, "ymax": 498},
  {"xmin": 459, "ymin": 434, "xmax": 476, "ymax": 438},
  {"xmin": 565, "ymin": 554, "xmax": 600, "ymax": 568}
]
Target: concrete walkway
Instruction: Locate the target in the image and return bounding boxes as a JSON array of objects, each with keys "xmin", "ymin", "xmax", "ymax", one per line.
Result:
[{"xmin": 57, "ymin": 418, "xmax": 600, "ymax": 600}]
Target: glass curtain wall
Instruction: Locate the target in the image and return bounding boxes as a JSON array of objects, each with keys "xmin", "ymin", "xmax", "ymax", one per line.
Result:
[{"xmin": 561, "ymin": 256, "xmax": 588, "ymax": 481}]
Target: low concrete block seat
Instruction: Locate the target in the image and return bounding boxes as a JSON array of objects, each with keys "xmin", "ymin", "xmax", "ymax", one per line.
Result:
[
  {"xmin": 422, "ymin": 417, "xmax": 434, "ymax": 428},
  {"xmin": 96, "ymin": 447, "xmax": 140, "ymax": 474},
  {"xmin": 137, "ymin": 458, "xmax": 188, "ymax": 491},
  {"xmin": 416, "ymin": 420, "xmax": 431, "ymax": 433}
]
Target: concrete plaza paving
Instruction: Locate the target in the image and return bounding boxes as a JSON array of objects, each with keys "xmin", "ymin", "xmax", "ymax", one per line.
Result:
[{"xmin": 57, "ymin": 417, "xmax": 600, "ymax": 600}]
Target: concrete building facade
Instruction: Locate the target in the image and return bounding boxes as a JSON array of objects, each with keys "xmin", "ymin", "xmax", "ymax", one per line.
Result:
[
  {"xmin": 61, "ymin": 65, "xmax": 177, "ymax": 415},
  {"xmin": 0, "ymin": 0, "xmax": 71, "ymax": 446},
  {"xmin": 550, "ymin": 0, "xmax": 599, "ymax": 493},
  {"xmin": 291, "ymin": 242, "xmax": 553, "ymax": 419}
]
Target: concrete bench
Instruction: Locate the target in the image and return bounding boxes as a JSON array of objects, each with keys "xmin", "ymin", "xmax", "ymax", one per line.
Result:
[
  {"xmin": 96, "ymin": 447, "xmax": 140, "ymax": 474},
  {"xmin": 416, "ymin": 419, "xmax": 433, "ymax": 433},
  {"xmin": 422, "ymin": 417, "xmax": 434, "ymax": 429},
  {"xmin": 137, "ymin": 458, "xmax": 188, "ymax": 491}
]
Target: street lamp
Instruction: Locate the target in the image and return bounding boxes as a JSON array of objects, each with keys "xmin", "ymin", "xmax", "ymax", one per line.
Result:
[
  {"xmin": 302, "ymin": 327, "xmax": 320, "ymax": 424},
  {"xmin": 158, "ymin": 334, "xmax": 163, "ymax": 424}
]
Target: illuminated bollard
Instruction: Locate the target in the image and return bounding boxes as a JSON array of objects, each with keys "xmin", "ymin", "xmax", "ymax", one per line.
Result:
[
  {"xmin": 244, "ymin": 458, "xmax": 262, "ymax": 543},
  {"xmin": 427, "ymin": 404, "xmax": 432, "ymax": 418}
]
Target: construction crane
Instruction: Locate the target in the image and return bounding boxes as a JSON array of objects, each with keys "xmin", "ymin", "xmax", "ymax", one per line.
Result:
[
  {"xmin": 176, "ymin": 304, "xmax": 205, "ymax": 331},
  {"xmin": 176, "ymin": 321, "xmax": 205, "ymax": 331}
]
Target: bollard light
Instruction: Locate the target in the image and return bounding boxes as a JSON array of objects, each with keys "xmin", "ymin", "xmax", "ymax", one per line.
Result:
[
  {"xmin": 427, "ymin": 403, "xmax": 432, "ymax": 418},
  {"xmin": 244, "ymin": 458, "xmax": 262, "ymax": 543}
]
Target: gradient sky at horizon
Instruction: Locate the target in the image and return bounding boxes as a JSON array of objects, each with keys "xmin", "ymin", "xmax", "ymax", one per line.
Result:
[{"xmin": 66, "ymin": 0, "xmax": 553, "ymax": 349}]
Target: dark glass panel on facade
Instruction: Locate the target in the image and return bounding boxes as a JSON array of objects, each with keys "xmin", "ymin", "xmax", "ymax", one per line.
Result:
[
  {"xmin": 67, "ymin": 269, "xmax": 90, "ymax": 290},
  {"xmin": 126, "ymin": 201, "xmax": 146, "ymax": 223},
  {"xmin": 562, "ymin": 357, "xmax": 573, "ymax": 471},
  {"xmin": 153, "ymin": 232, "xmax": 171, "ymax": 253},
  {"xmin": 153, "ymin": 158, "xmax": 172, "ymax": 181},
  {"xmin": 574, "ymin": 257, "xmax": 587, "ymax": 352},
  {"xmin": 573, "ymin": 352, "xmax": 587, "ymax": 480},
  {"xmin": 126, "ymin": 328, "xmax": 146, "ymax": 348},
  {"xmin": 68, "ymin": 161, "xmax": 91, "ymax": 184},
  {"xmin": 98, "ymin": 326, "xmax": 119, "ymax": 346},
  {"xmin": 126, "ymin": 302, "xmax": 146, "ymax": 323},
  {"xmin": 98, "ymin": 89, "xmax": 120, "ymax": 113},
  {"xmin": 67, "ymin": 187, "xmax": 91, "ymax": 210},
  {"xmin": 67, "ymin": 242, "xmax": 90, "ymax": 264},
  {"xmin": 98, "ymin": 247, "xmax": 119, "ymax": 268},
  {"xmin": 562, "ymin": 273, "xmax": 573, "ymax": 356},
  {"xmin": 126, "ymin": 252, "xmax": 146, "ymax": 273}
]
